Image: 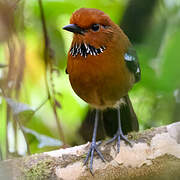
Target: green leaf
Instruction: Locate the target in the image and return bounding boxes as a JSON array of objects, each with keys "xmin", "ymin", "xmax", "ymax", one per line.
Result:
[
  {"xmin": 22, "ymin": 127, "xmax": 63, "ymax": 148},
  {"xmin": 4, "ymin": 98, "xmax": 34, "ymax": 122}
]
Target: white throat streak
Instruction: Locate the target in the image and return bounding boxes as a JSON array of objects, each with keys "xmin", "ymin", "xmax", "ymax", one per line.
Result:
[{"xmin": 70, "ymin": 43, "xmax": 106, "ymax": 58}]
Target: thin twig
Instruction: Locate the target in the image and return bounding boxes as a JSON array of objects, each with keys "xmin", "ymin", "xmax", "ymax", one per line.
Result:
[
  {"xmin": 38, "ymin": 0, "xmax": 65, "ymax": 144},
  {"xmin": 34, "ymin": 97, "xmax": 49, "ymax": 112},
  {"xmin": 38, "ymin": 0, "xmax": 51, "ymax": 98}
]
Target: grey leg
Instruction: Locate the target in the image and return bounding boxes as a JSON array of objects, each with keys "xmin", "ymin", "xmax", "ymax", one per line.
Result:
[
  {"xmin": 106, "ymin": 108, "xmax": 132, "ymax": 152},
  {"xmin": 84, "ymin": 109, "xmax": 105, "ymax": 174}
]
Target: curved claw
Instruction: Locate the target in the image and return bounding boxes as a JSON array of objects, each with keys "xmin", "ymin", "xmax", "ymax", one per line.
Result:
[
  {"xmin": 84, "ymin": 142, "xmax": 105, "ymax": 174},
  {"xmin": 106, "ymin": 135, "xmax": 117, "ymax": 145},
  {"xmin": 106, "ymin": 131, "xmax": 132, "ymax": 153},
  {"xmin": 120, "ymin": 133, "xmax": 132, "ymax": 147}
]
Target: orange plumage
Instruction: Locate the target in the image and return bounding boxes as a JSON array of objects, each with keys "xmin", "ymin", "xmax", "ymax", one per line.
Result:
[
  {"xmin": 66, "ymin": 8, "xmax": 135, "ymax": 109},
  {"xmin": 63, "ymin": 8, "xmax": 140, "ymax": 173}
]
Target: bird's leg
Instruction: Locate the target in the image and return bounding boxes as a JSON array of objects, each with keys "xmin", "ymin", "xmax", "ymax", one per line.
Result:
[
  {"xmin": 106, "ymin": 108, "xmax": 132, "ymax": 153},
  {"xmin": 84, "ymin": 109, "xmax": 105, "ymax": 174}
]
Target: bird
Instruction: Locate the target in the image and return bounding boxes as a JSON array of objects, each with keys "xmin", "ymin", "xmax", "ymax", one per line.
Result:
[{"xmin": 63, "ymin": 8, "xmax": 141, "ymax": 174}]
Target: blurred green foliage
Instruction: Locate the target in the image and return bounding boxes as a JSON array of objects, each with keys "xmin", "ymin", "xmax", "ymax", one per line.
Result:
[{"xmin": 0, "ymin": 0, "xmax": 180, "ymax": 159}]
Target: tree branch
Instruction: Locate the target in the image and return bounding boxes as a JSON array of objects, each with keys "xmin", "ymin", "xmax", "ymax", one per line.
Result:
[{"xmin": 0, "ymin": 122, "xmax": 180, "ymax": 179}]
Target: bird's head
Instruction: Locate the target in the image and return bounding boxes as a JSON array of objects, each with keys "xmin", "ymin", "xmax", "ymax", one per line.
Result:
[{"xmin": 63, "ymin": 8, "xmax": 118, "ymax": 58}]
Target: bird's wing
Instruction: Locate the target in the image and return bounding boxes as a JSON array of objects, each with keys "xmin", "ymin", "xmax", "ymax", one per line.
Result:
[{"xmin": 124, "ymin": 46, "xmax": 141, "ymax": 82}]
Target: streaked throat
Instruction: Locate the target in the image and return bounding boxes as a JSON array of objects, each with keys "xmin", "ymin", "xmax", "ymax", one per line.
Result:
[{"xmin": 70, "ymin": 43, "xmax": 106, "ymax": 58}]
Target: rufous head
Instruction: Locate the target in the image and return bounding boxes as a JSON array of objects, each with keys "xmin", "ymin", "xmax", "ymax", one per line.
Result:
[
  {"xmin": 70, "ymin": 8, "xmax": 112, "ymax": 29},
  {"xmin": 63, "ymin": 8, "xmax": 118, "ymax": 49}
]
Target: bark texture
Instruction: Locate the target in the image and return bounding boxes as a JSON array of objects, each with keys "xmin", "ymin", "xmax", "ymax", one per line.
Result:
[{"xmin": 0, "ymin": 122, "xmax": 180, "ymax": 180}]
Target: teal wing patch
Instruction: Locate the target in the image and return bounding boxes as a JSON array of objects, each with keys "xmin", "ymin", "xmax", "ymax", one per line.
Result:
[{"xmin": 124, "ymin": 46, "xmax": 141, "ymax": 82}]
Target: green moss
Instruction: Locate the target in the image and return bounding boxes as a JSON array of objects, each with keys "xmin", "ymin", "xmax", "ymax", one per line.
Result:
[
  {"xmin": 22, "ymin": 155, "xmax": 57, "ymax": 179},
  {"xmin": 128, "ymin": 126, "xmax": 167, "ymax": 146},
  {"xmin": 128, "ymin": 131, "xmax": 141, "ymax": 141}
]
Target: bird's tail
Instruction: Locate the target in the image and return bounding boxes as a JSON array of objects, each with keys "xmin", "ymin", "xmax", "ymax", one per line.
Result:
[
  {"xmin": 79, "ymin": 95, "xmax": 139, "ymax": 142},
  {"xmin": 102, "ymin": 95, "xmax": 138, "ymax": 137},
  {"xmin": 120, "ymin": 95, "xmax": 139, "ymax": 133}
]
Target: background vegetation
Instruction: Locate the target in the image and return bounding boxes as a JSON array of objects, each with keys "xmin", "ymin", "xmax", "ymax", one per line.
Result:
[{"xmin": 0, "ymin": 0, "xmax": 180, "ymax": 160}]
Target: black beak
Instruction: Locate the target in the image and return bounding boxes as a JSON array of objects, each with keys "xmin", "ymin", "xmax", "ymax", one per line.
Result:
[{"xmin": 62, "ymin": 24, "xmax": 84, "ymax": 35}]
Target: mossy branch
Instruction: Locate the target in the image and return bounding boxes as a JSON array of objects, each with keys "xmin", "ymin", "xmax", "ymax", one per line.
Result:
[{"xmin": 0, "ymin": 122, "xmax": 180, "ymax": 180}]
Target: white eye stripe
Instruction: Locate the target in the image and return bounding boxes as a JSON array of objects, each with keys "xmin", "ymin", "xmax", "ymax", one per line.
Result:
[{"xmin": 70, "ymin": 43, "xmax": 106, "ymax": 58}]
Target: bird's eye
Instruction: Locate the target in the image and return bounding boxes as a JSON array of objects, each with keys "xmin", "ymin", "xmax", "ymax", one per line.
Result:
[{"xmin": 91, "ymin": 24, "xmax": 100, "ymax": 31}]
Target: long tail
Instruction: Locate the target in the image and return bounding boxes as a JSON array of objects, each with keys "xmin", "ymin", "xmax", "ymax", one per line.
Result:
[
  {"xmin": 79, "ymin": 95, "xmax": 139, "ymax": 142},
  {"xmin": 102, "ymin": 95, "xmax": 138, "ymax": 137},
  {"xmin": 120, "ymin": 95, "xmax": 139, "ymax": 133}
]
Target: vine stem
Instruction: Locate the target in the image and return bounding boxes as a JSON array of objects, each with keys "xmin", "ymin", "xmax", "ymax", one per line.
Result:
[{"xmin": 38, "ymin": 0, "xmax": 65, "ymax": 144}]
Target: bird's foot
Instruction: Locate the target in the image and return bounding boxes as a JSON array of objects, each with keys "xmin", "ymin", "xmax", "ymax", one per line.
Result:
[
  {"xmin": 84, "ymin": 141, "xmax": 105, "ymax": 174},
  {"xmin": 106, "ymin": 130, "xmax": 132, "ymax": 153}
]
